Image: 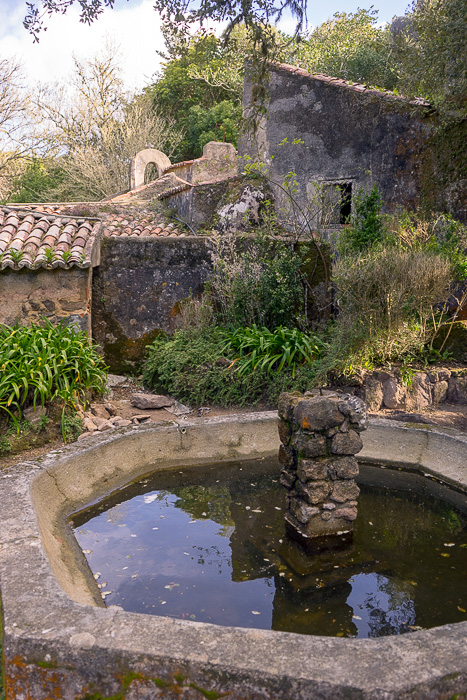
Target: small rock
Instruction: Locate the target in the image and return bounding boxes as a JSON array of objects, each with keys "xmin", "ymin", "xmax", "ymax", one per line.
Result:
[
  {"xmin": 104, "ymin": 403, "xmax": 117, "ymax": 416},
  {"xmin": 331, "ymin": 430, "xmax": 363, "ymax": 455},
  {"xmin": 114, "ymin": 419, "xmax": 132, "ymax": 427},
  {"xmin": 333, "ymin": 506, "xmax": 358, "ymax": 521},
  {"xmin": 83, "ymin": 416, "xmax": 97, "ymax": 432},
  {"xmin": 91, "ymin": 404, "xmax": 110, "ymax": 420},
  {"xmin": 106, "ymin": 374, "xmax": 128, "ymax": 387},
  {"xmin": 23, "ymin": 405, "xmax": 47, "ymax": 427},
  {"xmin": 78, "ymin": 431, "xmax": 97, "ymax": 440},
  {"xmin": 166, "ymin": 400, "xmax": 191, "ymax": 415},
  {"xmin": 131, "ymin": 393, "xmax": 174, "ymax": 410},
  {"xmin": 280, "ymin": 468, "xmax": 296, "ymax": 490},
  {"xmin": 131, "ymin": 414, "xmax": 151, "ymax": 422},
  {"xmin": 331, "ymin": 480, "xmax": 360, "ymax": 503},
  {"xmin": 97, "ymin": 420, "xmax": 113, "ymax": 431}
]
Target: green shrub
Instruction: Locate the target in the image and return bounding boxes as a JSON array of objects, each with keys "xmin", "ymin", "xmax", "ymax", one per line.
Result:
[
  {"xmin": 210, "ymin": 232, "xmax": 305, "ymax": 329},
  {"xmin": 338, "ymin": 184, "xmax": 384, "ymax": 253},
  {"xmin": 0, "ymin": 320, "xmax": 107, "ymax": 426},
  {"xmin": 332, "ymin": 246, "xmax": 452, "ymax": 365},
  {"xmin": 62, "ymin": 414, "xmax": 84, "ymax": 442},
  {"xmin": 142, "ymin": 327, "xmax": 319, "ymax": 407},
  {"xmin": 221, "ymin": 325, "xmax": 327, "ymax": 377}
]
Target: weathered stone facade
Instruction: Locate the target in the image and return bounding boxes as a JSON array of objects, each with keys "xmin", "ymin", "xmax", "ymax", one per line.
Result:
[
  {"xmin": 278, "ymin": 390, "xmax": 367, "ymax": 551},
  {"xmin": 0, "ymin": 266, "xmax": 92, "ymax": 334},
  {"xmin": 91, "ymin": 236, "xmax": 213, "ymax": 372},
  {"xmin": 241, "ymin": 63, "xmax": 466, "ymax": 224}
]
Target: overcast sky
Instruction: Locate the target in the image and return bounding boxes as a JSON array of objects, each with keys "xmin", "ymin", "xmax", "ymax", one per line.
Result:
[{"xmin": 0, "ymin": 0, "xmax": 411, "ymax": 92}]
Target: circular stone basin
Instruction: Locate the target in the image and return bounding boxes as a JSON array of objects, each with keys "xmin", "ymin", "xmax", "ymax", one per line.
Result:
[
  {"xmin": 71, "ymin": 457, "xmax": 467, "ymax": 638},
  {"xmin": 2, "ymin": 413, "xmax": 467, "ymax": 699}
]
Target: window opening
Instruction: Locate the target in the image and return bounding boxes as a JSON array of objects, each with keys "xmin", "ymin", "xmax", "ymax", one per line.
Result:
[{"xmin": 322, "ymin": 181, "xmax": 352, "ymax": 226}]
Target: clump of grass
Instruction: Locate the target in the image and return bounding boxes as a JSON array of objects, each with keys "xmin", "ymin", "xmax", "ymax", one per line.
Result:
[
  {"xmin": 0, "ymin": 320, "xmax": 107, "ymax": 430},
  {"xmin": 221, "ymin": 325, "xmax": 328, "ymax": 377}
]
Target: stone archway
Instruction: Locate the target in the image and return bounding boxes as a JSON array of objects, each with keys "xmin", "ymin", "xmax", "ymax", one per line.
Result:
[{"xmin": 129, "ymin": 149, "xmax": 171, "ymax": 190}]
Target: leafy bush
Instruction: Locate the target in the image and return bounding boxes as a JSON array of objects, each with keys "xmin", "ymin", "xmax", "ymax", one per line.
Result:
[
  {"xmin": 209, "ymin": 232, "xmax": 305, "ymax": 329},
  {"xmin": 142, "ymin": 328, "xmax": 319, "ymax": 407},
  {"xmin": 0, "ymin": 320, "xmax": 107, "ymax": 426},
  {"xmin": 221, "ymin": 325, "xmax": 327, "ymax": 377},
  {"xmin": 338, "ymin": 184, "xmax": 384, "ymax": 253},
  {"xmin": 332, "ymin": 247, "xmax": 452, "ymax": 364}
]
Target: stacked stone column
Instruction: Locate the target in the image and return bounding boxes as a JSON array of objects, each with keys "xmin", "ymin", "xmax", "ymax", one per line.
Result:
[{"xmin": 278, "ymin": 391, "xmax": 367, "ymax": 552}]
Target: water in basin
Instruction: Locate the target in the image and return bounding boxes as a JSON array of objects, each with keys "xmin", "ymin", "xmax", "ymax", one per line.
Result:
[{"xmin": 71, "ymin": 458, "xmax": 467, "ymax": 638}]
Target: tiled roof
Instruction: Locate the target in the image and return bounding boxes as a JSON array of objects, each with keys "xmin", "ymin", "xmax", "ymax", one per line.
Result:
[
  {"xmin": 273, "ymin": 62, "xmax": 431, "ymax": 106},
  {"xmin": 102, "ymin": 212, "xmax": 185, "ymax": 238},
  {"xmin": 0, "ymin": 206, "xmax": 100, "ymax": 271}
]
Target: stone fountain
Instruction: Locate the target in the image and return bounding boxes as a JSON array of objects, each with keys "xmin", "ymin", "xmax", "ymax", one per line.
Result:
[{"xmin": 278, "ymin": 391, "xmax": 368, "ymax": 551}]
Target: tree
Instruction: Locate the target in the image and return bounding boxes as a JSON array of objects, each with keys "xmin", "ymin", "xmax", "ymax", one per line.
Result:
[
  {"xmin": 394, "ymin": 0, "xmax": 467, "ymax": 119},
  {"xmin": 0, "ymin": 57, "xmax": 43, "ymax": 201},
  {"xmin": 34, "ymin": 44, "xmax": 182, "ymax": 200},
  {"xmin": 288, "ymin": 9, "xmax": 398, "ymax": 90},
  {"xmin": 24, "ymin": 0, "xmax": 307, "ymax": 51},
  {"xmin": 147, "ymin": 30, "xmax": 247, "ymax": 159}
]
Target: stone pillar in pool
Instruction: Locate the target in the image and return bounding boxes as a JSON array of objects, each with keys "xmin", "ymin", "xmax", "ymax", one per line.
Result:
[{"xmin": 278, "ymin": 391, "xmax": 368, "ymax": 552}]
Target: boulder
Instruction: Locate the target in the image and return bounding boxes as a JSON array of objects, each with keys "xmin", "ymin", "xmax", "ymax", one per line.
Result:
[{"xmin": 130, "ymin": 393, "xmax": 174, "ymax": 410}]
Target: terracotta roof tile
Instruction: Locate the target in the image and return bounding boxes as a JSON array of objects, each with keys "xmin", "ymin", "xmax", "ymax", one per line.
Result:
[
  {"xmin": 0, "ymin": 206, "xmax": 100, "ymax": 271},
  {"xmin": 272, "ymin": 62, "xmax": 431, "ymax": 106}
]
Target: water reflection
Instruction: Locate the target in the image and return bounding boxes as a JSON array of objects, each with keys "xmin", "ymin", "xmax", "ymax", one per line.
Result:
[{"xmin": 72, "ymin": 461, "xmax": 467, "ymax": 638}]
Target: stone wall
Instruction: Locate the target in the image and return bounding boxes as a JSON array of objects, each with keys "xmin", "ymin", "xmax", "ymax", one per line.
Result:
[
  {"xmin": 92, "ymin": 233, "xmax": 330, "ymax": 371},
  {"xmin": 241, "ymin": 63, "xmax": 466, "ymax": 224},
  {"xmin": 92, "ymin": 236, "xmax": 213, "ymax": 372},
  {"xmin": 0, "ymin": 266, "xmax": 92, "ymax": 333},
  {"xmin": 338, "ymin": 368, "xmax": 467, "ymax": 411}
]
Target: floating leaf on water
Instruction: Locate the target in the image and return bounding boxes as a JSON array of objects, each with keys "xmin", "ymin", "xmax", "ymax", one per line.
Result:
[
  {"xmin": 189, "ymin": 520, "xmax": 197, "ymax": 524},
  {"xmin": 252, "ymin": 509, "xmax": 262, "ymax": 513},
  {"xmin": 201, "ymin": 512, "xmax": 207, "ymax": 516},
  {"xmin": 189, "ymin": 614, "xmax": 196, "ymax": 620},
  {"xmin": 164, "ymin": 583, "xmax": 180, "ymax": 590},
  {"xmin": 122, "ymin": 566, "xmax": 128, "ymax": 570},
  {"xmin": 82, "ymin": 549, "xmax": 92, "ymax": 554},
  {"xmin": 93, "ymin": 573, "xmax": 101, "ymax": 580},
  {"xmin": 152, "ymin": 527, "xmax": 159, "ymax": 530},
  {"xmin": 275, "ymin": 507, "xmax": 281, "ymax": 511},
  {"xmin": 457, "ymin": 606, "xmax": 466, "ymax": 612},
  {"xmin": 336, "ymin": 632, "xmax": 345, "ymax": 637},
  {"xmin": 460, "ymin": 544, "xmax": 467, "ymax": 548},
  {"xmin": 245, "ymin": 506, "xmax": 251, "ymax": 510},
  {"xmin": 440, "ymin": 553, "xmax": 450, "ymax": 557},
  {"xmin": 368, "ymin": 522, "xmax": 373, "ymax": 526},
  {"xmin": 183, "ymin": 552, "xmax": 190, "ymax": 556},
  {"xmin": 160, "ymin": 601, "xmax": 166, "ymax": 605},
  {"xmin": 130, "ymin": 534, "xmax": 137, "ymax": 538},
  {"xmin": 352, "ymin": 615, "xmax": 362, "ymax": 620},
  {"xmin": 251, "ymin": 610, "xmax": 261, "ymax": 615},
  {"xmin": 101, "ymin": 591, "xmax": 112, "ymax": 597},
  {"xmin": 443, "ymin": 543, "xmax": 455, "ymax": 547}
]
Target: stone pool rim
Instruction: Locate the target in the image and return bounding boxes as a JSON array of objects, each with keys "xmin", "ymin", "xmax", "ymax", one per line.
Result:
[{"xmin": 1, "ymin": 411, "xmax": 466, "ymax": 699}]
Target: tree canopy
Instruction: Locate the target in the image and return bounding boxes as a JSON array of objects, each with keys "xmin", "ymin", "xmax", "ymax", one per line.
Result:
[{"xmin": 24, "ymin": 0, "xmax": 307, "ymax": 47}]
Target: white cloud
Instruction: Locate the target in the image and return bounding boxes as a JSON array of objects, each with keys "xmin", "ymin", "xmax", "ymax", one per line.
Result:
[{"xmin": 0, "ymin": 0, "xmax": 164, "ymax": 91}]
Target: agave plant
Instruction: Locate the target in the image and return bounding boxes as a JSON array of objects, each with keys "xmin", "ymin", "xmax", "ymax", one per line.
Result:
[
  {"xmin": 222, "ymin": 325, "xmax": 328, "ymax": 377},
  {"xmin": 0, "ymin": 320, "xmax": 107, "ymax": 436}
]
